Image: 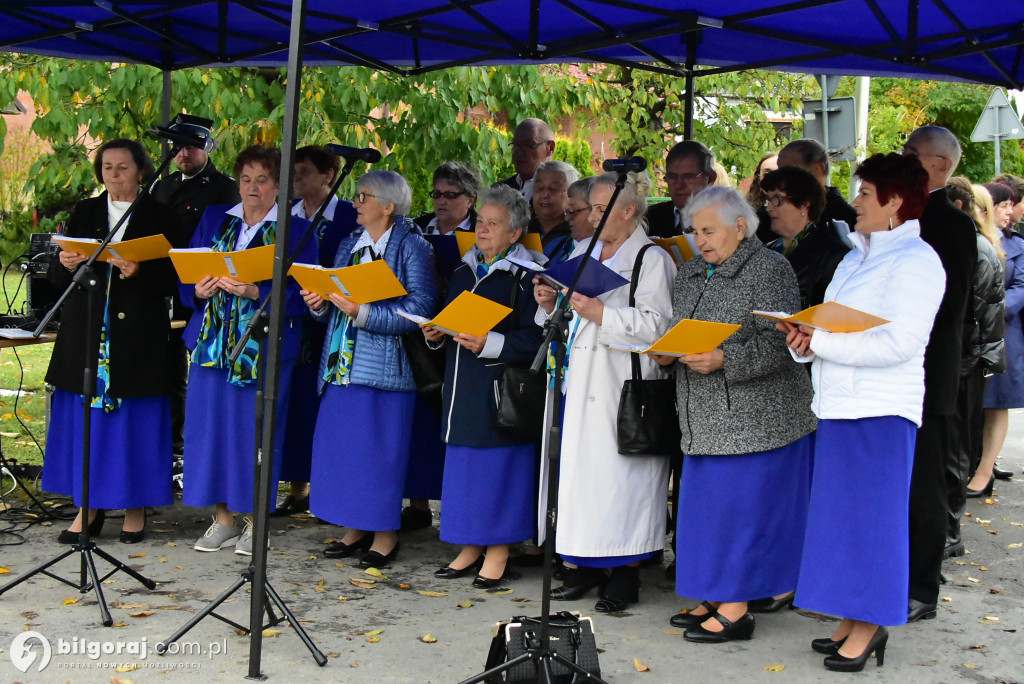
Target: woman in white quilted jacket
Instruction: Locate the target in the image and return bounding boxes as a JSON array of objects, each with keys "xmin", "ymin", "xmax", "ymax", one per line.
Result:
[{"xmin": 780, "ymin": 153, "xmax": 945, "ymax": 673}]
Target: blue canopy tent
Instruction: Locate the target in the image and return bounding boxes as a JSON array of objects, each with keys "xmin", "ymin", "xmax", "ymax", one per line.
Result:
[{"xmin": 4, "ymin": 1, "xmax": 1024, "ymax": 678}]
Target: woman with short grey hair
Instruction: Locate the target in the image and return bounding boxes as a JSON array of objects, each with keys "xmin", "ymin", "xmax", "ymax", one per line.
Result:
[
  {"xmin": 357, "ymin": 170, "xmax": 412, "ymax": 217},
  {"xmin": 416, "ymin": 162, "xmax": 481, "ymax": 236},
  {"xmin": 656, "ymin": 185, "xmax": 816, "ymax": 643}
]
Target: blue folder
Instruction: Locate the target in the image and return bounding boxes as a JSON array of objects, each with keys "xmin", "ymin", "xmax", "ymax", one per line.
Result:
[
  {"xmin": 422, "ymin": 233, "xmax": 465, "ymax": 278},
  {"xmin": 530, "ymin": 254, "xmax": 629, "ymax": 299}
]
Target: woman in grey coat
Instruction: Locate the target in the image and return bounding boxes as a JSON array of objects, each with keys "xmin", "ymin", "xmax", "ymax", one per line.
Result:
[{"xmin": 654, "ymin": 186, "xmax": 816, "ymax": 643}]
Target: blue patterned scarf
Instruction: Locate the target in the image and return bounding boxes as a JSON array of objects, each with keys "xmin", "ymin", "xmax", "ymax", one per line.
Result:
[
  {"xmin": 475, "ymin": 246, "xmax": 514, "ymax": 279},
  {"xmin": 91, "ymin": 265, "xmax": 121, "ymax": 412},
  {"xmin": 191, "ymin": 214, "xmax": 276, "ymax": 387},
  {"xmin": 323, "ymin": 249, "xmax": 366, "ymax": 385}
]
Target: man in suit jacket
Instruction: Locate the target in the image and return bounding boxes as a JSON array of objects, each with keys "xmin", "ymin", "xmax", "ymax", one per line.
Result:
[
  {"xmin": 493, "ymin": 118, "xmax": 555, "ymax": 203},
  {"xmin": 774, "ymin": 138, "xmax": 857, "ymax": 247},
  {"xmin": 645, "ymin": 140, "xmax": 717, "ymax": 238},
  {"xmin": 902, "ymin": 126, "xmax": 977, "ymax": 623}
]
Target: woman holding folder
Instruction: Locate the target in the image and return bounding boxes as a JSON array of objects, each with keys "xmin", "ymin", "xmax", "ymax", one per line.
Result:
[
  {"xmin": 423, "ymin": 185, "xmax": 543, "ymax": 587},
  {"xmin": 181, "ymin": 145, "xmax": 316, "ymax": 555},
  {"xmin": 44, "ymin": 138, "xmax": 178, "ymax": 544},
  {"xmin": 783, "ymin": 154, "xmax": 944, "ymax": 671},
  {"xmin": 303, "ymin": 170, "xmax": 437, "ymax": 568},
  {"xmin": 534, "ymin": 171, "xmax": 677, "ymax": 612},
  {"xmin": 656, "ymin": 186, "xmax": 816, "ymax": 642}
]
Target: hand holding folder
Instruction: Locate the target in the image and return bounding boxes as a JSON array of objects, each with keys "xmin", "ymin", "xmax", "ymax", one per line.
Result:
[
  {"xmin": 752, "ymin": 301, "xmax": 889, "ymax": 333},
  {"xmin": 288, "ymin": 260, "xmax": 407, "ymax": 305},
  {"xmin": 398, "ymin": 291, "xmax": 511, "ymax": 338},
  {"xmin": 609, "ymin": 318, "xmax": 741, "ymax": 356},
  {"xmin": 507, "ymin": 253, "xmax": 629, "ymax": 299},
  {"xmin": 169, "ymin": 244, "xmax": 276, "ymax": 284},
  {"xmin": 53, "ymin": 234, "xmax": 173, "ymax": 263}
]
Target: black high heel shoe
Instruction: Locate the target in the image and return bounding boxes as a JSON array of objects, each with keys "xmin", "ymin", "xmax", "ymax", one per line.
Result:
[
  {"xmin": 811, "ymin": 635, "xmax": 847, "ymax": 655},
  {"xmin": 823, "ymin": 626, "xmax": 887, "ymax": 672},
  {"xmin": 965, "ymin": 478, "xmax": 994, "ymax": 498},
  {"xmin": 594, "ymin": 566, "xmax": 639, "ymax": 613},
  {"xmin": 57, "ymin": 509, "xmax": 106, "ymax": 544},
  {"xmin": 550, "ymin": 567, "xmax": 607, "ymax": 601},
  {"xmin": 993, "ymin": 465, "xmax": 1014, "ymax": 480},
  {"xmin": 435, "ymin": 555, "xmax": 484, "ymax": 579},
  {"xmin": 324, "ymin": 532, "xmax": 374, "ymax": 558}
]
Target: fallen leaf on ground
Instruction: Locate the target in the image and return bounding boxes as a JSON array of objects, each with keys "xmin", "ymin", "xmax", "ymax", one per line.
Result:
[
  {"xmin": 166, "ymin": 542, "xmax": 177, "ymax": 547},
  {"xmin": 763, "ymin": 664, "xmax": 785, "ymax": 672},
  {"xmin": 398, "ymin": 583, "xmax": 411, "ymax": 589},
  {"xmin": 127, "ymin": 553, "xmax": 146, "ymax": 559},
  {"xmin": 175, "ymin": 565, "xmax": 184, "ymax": 570},
  {"xmin": 0, "ymin": 567, "xmax": 10, "ymax": 574},
  {"xmin": 120, "ymin": 604, "xmax": 146, "ymax": 610},
  {"xmin": 963, "ymin": 663, "xmax": 977, "ymax": 669},
  {"xmin": 262, "ymin": 629, "xmax": 281, "ymax": 637},
  {"xmin": 422, "ymin": 634, "xmax": 437, "ymax": 643},
  {"xmin": 364, "ymin": 567, "xmax": 389, "ymax": 580},
  {"xmin": 489, "ymin": 588, "xmax": 514, "ymax": 595},
  {"xmin": 968, "ymin": 645, "xmax": 987, "ymax": 652},
  {"xmin": 981, "ymin": 616, "xmax": 999, "ymax": 622},
  {"xmin": 316, "ymin": 578, "xmax": 325, "ymax": 586},
  {"xmin": 158, "ymin": 557, "xmax": 167, "ymax": 563},
  {"xmin": 633, "ymin": 658, "xmax": 649, "ymax": 672},
  {"xmin": 326, "ymin": 652, "xmax": 340, "ymax": 658},
  {"xmin": 113, "ymin": 622, "xmax": 128, "ymax": 627},
  {"xmin": 349, "ymin": 579, "xmax": 376, "ymax": 589},
  {"xmin": 128, "ymin": 611, "xmax": 155, "ymax": 618},
  {"xmin": 335, "ymin": 563, "xmax": 346, "ymax": 569},
  {"xmin": 968, "ymin": 577, "xmax": 982, "ymax": 583},
  {"xmin": 114, "ymin": 663, "xmax": 141, "ymax": 673},
  {"xmin": 21, "ymin": 611, "xmax": 37, "ymax": 619},
  {"xmin": 63, "ymin": 598, "xmax": 79, "ymax": 605},
  {"xmin": 662, "ymin": 630, "xmax": 683, "ymax": 636},
  {"xmin": 364, "ymin": 629, "xmax": 384, "ymax": 636},
  {"xmin": 367, "ymin": 637, "xmax": 380, "ymax": 643},
  {"xmin": 416, "ymin": 590, "xmax": 448, "ymax": 597},
  {"xmin": 110, "ymin": 677, "xmax": 135, "ymax": 684},
  {"xmin": 941, "ymin": 596, "xmax": 952, "ymax": 602},
  {"xmin": 457, "ymin": 600, "xmax": 474, "ymax": 609},
  {"xmin": 314, "ymin": 587, "xmax": 326, "ymax": 594},
  {"xmin": 1007, "ymin": 543, "xmax": 1022, "ymax": 549}
]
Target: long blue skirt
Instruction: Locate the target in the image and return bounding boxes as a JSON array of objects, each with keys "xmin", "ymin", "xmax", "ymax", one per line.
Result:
[
  {"xmin": 795, "ymin": 417, "xmax": 915, "ymax": 626},
  {"xmin": 43, "ymin": 390, "xmax": 172, "ymax": 509},
  {"xmin": 279, "ymin": 360, "xmax": 319, "ymax": 483},
  {"xmin": 402, "ymin": 396, "xmax": 446, "ymax": 500},
  {"xmin": 181, "ymin": 363, "xmax": 293, "ymax": 513},
  {"xmin": 440, "ymin": 443, "xmax": 536, "ymax": 546},
  {"xmin": 309, "ymin": 383, "xmax": 416, "ymax": 531},
  {"xmin": 676, "ymin": 433, "xmax": 813, "ymax": 602}
]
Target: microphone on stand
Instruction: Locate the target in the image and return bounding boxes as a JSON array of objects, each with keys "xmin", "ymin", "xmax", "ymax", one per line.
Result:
[
  {"xmin": 325, "ymin": 144, "xmax": 383, "ymax": 164},
  {"xmin": 601, "ymin": 157, "xmax": 647, "ymax": 173}
]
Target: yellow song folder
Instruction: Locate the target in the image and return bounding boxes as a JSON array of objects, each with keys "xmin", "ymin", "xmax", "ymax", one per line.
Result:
[
  {"xmin": 53, "ymin": 234, "xmax": 173, "ymax": 263},
  {"xmin": 397, "ymin": 291, "xmax": 512, "ymax": 337},
  {"xmin": 288, "ymin": 260, "xmax": 407, "ymax": 305},
  {"xmin": 168, "ymin": 244, "xmax": 276, "ymax": 284},
  {"xmin": 752, "ymin": 301, "xmax": 890, "ymax": 333},
  {"xmin": 609, "ymin": 318, "xmax": 741, "ymax": 356},
  {"xmin": 651, "ymin": 235, "xmax": 697, "ymax": 266},
  {"xmin": 454, "ymin": 231, "xmax": 544, "ymax": 257}
]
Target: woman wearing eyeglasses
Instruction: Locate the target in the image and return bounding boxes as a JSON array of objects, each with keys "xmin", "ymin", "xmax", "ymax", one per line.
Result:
[
  {"xmin": 303, "ymin": 171, "xmax": 438, "ymax": 568},
  {"xmin": 414, "ymin": 162, "xmax": 480, "ymax": 235}
]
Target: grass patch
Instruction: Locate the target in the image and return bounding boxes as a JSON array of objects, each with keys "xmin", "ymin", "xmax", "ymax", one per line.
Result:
[{"xmin": 1, "ymin": 270, "xmax": 50, "ymax": 467}]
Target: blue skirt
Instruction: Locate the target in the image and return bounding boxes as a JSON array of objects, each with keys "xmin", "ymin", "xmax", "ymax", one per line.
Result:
[
  {"xmin": 676, "ymin": 433, "xmax": 813, "ymax": 602},
  {"xmin": 985, "ymin": 317, "xmax": 1024, "ymax": 408},
  {"xmin": 279, "ymin": 360, "xmax": 319, "ymax": 482},
  {"xmin": 43, "ymin": 389, "xmax": 172, "ymax": 509},
  {"xmin": 795, "ymin": 417, "xmax": 915, "ymax": 626},
  {"xmin": 440, "ymin": 443, "xmax": 536, "ymax": 546},
  {"xmin": 402, "ymin": 396, "xmax": 446, "ymax": 500},
  {"xmin": 309, "ymin": 383, "xmax": 416, "ymax": 531},
  {"xmin": 562, "ymin": 553, "xmax": 653, "ymax": 569},
  {"xmin": 181, "ymin": 363, "xmax": 293, "ymax": 513}
]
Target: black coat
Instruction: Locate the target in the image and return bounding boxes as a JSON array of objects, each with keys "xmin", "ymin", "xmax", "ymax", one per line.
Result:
[
  {"xmin": 644, "ymin": 201, "xmax": 679, "ymax": 238},
  {"xmin": 151, "ymin": 162, "xmax": 241, "ymax": 243},
  {"xmin": 918, "ymin": 188, "xmax": 978, "ymax": 415},
  {"xmin": 45, "ymin": 192, "xmax": 179, "ymax": 397},
  {"xmin": 766, "ymin": 223, "xmax": 850, "ymax": 309},
  {"xmin": 821, "ymin": 186, "xmax": 858, "ymax": 230},
  {"xmin": 962, "ymin": 230, "xmax": 1006, "ymax": 375}
]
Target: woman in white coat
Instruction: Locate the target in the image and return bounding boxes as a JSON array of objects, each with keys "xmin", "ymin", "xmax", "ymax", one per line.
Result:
[{"xmin": 534, "ymin": 171, "xmax": 677, "ymax": 612}]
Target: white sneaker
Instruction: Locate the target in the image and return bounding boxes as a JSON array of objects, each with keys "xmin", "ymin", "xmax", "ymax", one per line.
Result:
[
  {"xmin": 235, "ymin": 517, "xmax": 254, "ymax": 556},
  {"xmin": 194, "ymin": 516, "xmax": 240, "ymax": 552}
]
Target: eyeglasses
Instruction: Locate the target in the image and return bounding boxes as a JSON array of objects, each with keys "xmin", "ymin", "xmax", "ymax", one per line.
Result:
[
  {"xmin": 563, "ymin": 206, "xmax": 590, "ymax": 220},
  {"xmin": 764, "ymin": 194, "xmax": 792, "ymax": 208},
  {"xmin": 665, "ymin": 172, "xmax": 704, "ymax": 184},
  {"xmin": 429, "ymin": 190, "xmax": 465, "ymax": 200},
  {"xmin": 901, "ymin": 145, "xmax": 947, "ymax": 160},
  {"xmin": 512, "ymin": 140, "xmax": 552, "ymax": 151},
  {"xmin": 356, "ymin": 191, "xmax": 377, "ymax": 203}
]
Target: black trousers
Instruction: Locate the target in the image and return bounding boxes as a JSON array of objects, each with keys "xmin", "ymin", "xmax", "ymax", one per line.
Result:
[
  {"xmin": 169, "ymin": 332, "xmax": 189, "ymax": 454},
  {"xmin": 908, "ymin": 413, "xmax": 952, "ymax": 605},
  {"xmin": 948, "ymin": 369, "xmax": 987, "ymax": 539}
]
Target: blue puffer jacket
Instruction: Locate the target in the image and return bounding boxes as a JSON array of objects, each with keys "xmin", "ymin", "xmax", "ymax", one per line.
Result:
[{"xmin": 314, "ymin": 216, "xmax": 438, "ymax": 394}]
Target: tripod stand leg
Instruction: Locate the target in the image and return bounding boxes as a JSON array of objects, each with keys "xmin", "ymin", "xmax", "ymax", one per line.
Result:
[
  {"xmin": 156, "ymin": 574, "xmax": 249, "ymax": 654},
  {"xmin": 263, "ymin": 580, "xmax": 327, "ymax": 665},
  {"xmin": 549, "ymin": 651, "xmax": 607, "ymax": 682},
  {"xmin": 81, "ymin": 548, "xmax": 114, "ymax": 626},
  {"xmin": 0, "ymin": 547, "xmax": 75, "ymax": 596},
  {"xmin": 91, "ymin": 545, "xmax": 158, "ymax": 590},
  {"xmin": 457, "ymin": 652, "xmax": 539, "ymax": 684}
]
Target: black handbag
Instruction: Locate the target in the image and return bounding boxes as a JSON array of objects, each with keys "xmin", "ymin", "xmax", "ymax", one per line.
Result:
[
  {"xmin": 483, "ymin": 611, "xmax": 601, "ymax": 684},
  {"xmin": 616, "ymin": 244, "xmax": 682, "ymax": 455},
  {"xmin": 494, "ymin": 269, "xmax": 546, "ymax": 440},
  {"xmin": 401, "ymin": 330, "xmax": 445, "ymax": 414}
]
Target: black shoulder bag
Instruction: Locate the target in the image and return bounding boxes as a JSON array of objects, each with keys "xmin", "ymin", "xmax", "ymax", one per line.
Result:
[
  {"xmin": 616, "ymin": 244, "xmax": 682, "ymax": 455},
  {"xmin": 495, "ymin": 267, "xmax": 547, "ymax": 441}
]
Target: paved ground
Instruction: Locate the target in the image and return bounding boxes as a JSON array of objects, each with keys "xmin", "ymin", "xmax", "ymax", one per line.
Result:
[{"xmin": 1, "ymin": 420, "xmax": 1023, "ymax": 684}]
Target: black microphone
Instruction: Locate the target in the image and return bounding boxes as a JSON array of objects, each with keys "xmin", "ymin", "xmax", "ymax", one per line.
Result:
[
  {"xmin": 325, "ymin": 144, "xmax": 382, "ymax": 164},
  {"xmin": 147, "ymin": 126, "xmax": 216, "ymax": 153},
  {"xmin": 602, "ymin": 157, "xmax": 647, "ymax": 173}
]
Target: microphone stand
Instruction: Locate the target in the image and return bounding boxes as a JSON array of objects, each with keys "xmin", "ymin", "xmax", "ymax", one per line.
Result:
[
  {"xmin": 0, "ymin": 145, "xmax": 185, "ymax": 624},
  {"xmin": 459, "ymin": 170, "xmax": 631, "ymax": 684},
  {"xmin": 156, "ymin": 155, "xmax": 361, "ymax": 665}
]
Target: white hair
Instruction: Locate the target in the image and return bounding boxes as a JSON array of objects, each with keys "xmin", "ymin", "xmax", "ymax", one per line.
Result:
[
  {"xmin": 682, "ymin": 186, "xmax": 759, "ymax": 238},
  {"xmin": 534, "ymin": 160, "xmax": 580, "ymax": 187}
]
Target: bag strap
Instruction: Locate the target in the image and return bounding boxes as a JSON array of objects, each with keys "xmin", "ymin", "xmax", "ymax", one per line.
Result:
[{"xmin": 629, "ymin": 244, "xmax": 655, "ymax": 381}]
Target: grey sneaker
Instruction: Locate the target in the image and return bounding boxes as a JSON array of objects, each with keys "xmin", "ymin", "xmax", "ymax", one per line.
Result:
[
  {"xmin": 235, "ymin": 517, "xmax": 254, "ymax": 556},
  {"xmin": 194, "ymin": 516, "xmax": 240, "ymax": 552}
]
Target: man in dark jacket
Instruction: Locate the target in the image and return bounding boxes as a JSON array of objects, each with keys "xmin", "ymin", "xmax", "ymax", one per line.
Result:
[
  {"xmin": 493, "ymin": 118, "xmax": 555, "ymax": 203},
  {"xmin": 151, "ymin": 116, "xmax": 240, "ymax": 456},
  {"xmin": 774, "ymin": 138, "xmax": 857, "ymax": 246},
  {"xmin": 902, "ymin": 126, "xmax": 977, "ymax": 623},
  {"xmin": 645, "ymin": 140, "xmax": 717, "ymax": 238}
]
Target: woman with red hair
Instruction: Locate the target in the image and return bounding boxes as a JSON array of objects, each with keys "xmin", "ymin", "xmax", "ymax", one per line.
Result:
[{"xmin": 781, "ymin": 153, "xmax": 946, "ymax": 672}]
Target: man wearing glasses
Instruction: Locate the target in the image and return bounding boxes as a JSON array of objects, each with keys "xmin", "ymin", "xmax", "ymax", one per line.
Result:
[
  {"xmin": 645, "ymin": 140, "xmax": 718, "ymax": 238},
  {"xmin": 494, "ymin": 118, "xmax": 556, "ymax": 202}
]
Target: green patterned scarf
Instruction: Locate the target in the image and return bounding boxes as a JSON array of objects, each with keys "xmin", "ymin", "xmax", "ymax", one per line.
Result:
[
  {"xmin": 91, "ymin": 265, "xmax": 121, "ymax": 412},
  {"xmin": 323, "ymin": 249, "xmax": 365, "ymax": 385}
]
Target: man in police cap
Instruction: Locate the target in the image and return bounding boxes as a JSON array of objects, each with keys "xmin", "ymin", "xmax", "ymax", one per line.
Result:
[{"xmin": 152, "ymin": 115, "xmax": 240, "ymax": 457}]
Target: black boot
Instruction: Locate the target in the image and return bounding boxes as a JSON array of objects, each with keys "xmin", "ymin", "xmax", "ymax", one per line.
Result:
[
  {"xmin": 595, "ymin": 565, "xmax": 639, "ymax": 613},
  {"xmin": 550, "ymin": 566, "xmax": 607, "ymax": 601}
]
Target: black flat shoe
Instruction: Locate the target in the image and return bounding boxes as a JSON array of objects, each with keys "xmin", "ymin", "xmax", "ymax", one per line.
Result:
[
  {"xmin": 669, "ymin": 601, "xmax": 718, "ymax": 628},
  {"xmin": 272, "ymin": 494, "xmax": 310, "ymax": 516},
  {"xmin": 57, "ymin": 509, "xmax": 106, "ymax": 544},
  {"xmin": 550, "ymin": 567, "xmax": 607, "ymax": 601},
  {"xmin": 823, "ymin": 626, "xmax": 887, "ymax": 672},
  {"xmin": 907, "ymin": 598, "xmax": 937, "ymax": 622},
  {"xmin": 120, "ymin": 529, "xmax": 145, "ymax": 544},
  {"xmin": 594, "ymin": 565, "xmax": 639, "ymax": 613},
  {"xmin": 472, "ymin": 560, "xmax": 512, "ymax": 589},
  {"xmin": 748, "ymin": 591, "xmax": 795, "ymax": 613},
  {"xmin": 435, "ymin": 556, "xmax": 483, "ymax": 579},
  {"xmin": 966, "ymin": 478, "xmax": 994, "ymax": 498},
  {"xmin": 324, "ymin": 533, "xmax": 374, "ymax": 559},
  {"xmin": 993, "ymin": 465, "xmax": 1014, "ymax": 480},
  {"xmin": 812, "ymin": 635, "xmax": 847, "ymax": 654},
  {"xmin": 683, "ymin": 612, "xmax": 755, "ymax": 643},
  {"xmin": 359, "ymin": 540, "xmax": 400, "ymax": 568}
]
